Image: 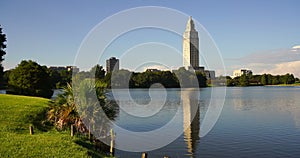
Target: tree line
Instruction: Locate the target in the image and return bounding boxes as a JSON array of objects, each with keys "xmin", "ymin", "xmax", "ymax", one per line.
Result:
[
  {"xmin": 225, "ymin": 73, "xmax": 298, "ymax": 87},
  {"xmin": 3, "ymin": 60, "xmax": 208, "ymax": 98},
  {"xmin": 103, "ymin": 68, "xmax": 207, "ymax": 88}
]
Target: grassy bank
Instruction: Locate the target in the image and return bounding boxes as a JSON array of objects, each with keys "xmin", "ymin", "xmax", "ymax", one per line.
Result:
[
  {"xmin": 0, "ymin": 94, "xmax": 108, "ymax": 158},
  {"xmin": 266, "ymin": 82, "xmax": 300, "ymax": 87}
]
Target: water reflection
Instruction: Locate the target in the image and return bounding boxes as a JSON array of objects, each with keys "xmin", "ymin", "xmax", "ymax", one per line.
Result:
[
  {"xmin": 230, "ymin": 87, "xmax": 300, "ymax": 129},
  {"xmin": 181, "ymin": 89, "xmax": 200, "ymax": 157},
  {"xmin": 0, "ymin": 90, "xmax": 6, "ymax": 94},
  {"xmin": 113, "ymin": 87, "xmax": 300, "ymax": 157}
]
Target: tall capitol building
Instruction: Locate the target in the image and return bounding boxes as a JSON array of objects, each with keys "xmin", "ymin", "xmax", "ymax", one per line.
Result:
[
  {"xmin": 183, "ymin": 16, "xmax": 199, "ymax": 69},
  {"xmin": 182, "ymin": 16, "xmax": 216, "ymax": 79}
]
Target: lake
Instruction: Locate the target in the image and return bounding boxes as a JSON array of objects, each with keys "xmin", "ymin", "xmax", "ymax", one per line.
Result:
[{"xmin": 108, "ymin": 87, "xmax": 300, "ymax": 158}]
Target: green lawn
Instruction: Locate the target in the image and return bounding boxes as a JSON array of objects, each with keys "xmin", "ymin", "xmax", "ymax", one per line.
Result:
[{"xmin": 0, "ymin": 94, "xmax": 108, "ymax": 158}]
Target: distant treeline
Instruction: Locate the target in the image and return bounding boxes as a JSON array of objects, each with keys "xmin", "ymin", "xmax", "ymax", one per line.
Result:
[
  {"xmin": 76, "ymin": 66, "xmax": 208, "ymax": 88},
  {"xmin": 224, "ymin": 73, "xmax": 299, "ymax": 87},
  {"xmin": 2, "ymin": 62, "xmax": 208, "ymax": 98}
]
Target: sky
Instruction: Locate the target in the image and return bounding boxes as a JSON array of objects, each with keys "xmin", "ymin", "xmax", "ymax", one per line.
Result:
[{"xmin": 1, "ymin": 0, "xmax": 300, "ymax": 77}]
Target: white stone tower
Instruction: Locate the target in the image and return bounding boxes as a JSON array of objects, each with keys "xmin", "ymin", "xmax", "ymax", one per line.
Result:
[{"xmin": 183, "ymin": 16, "xmax": 199, "ymax": 69}]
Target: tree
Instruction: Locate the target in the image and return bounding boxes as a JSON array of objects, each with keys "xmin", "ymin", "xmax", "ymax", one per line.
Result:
[
  {"xmin": 0, "ymin": 25, "xmax": 7, "ymax": 87},
  {"xmin": 90, "ymin": 64, "xmax": 105, "ymax": 80},
  {"xmin": 281, "ymin": 73, "xmax": 295, "ymax": 84},
  {"xmin": 160, "ymin": 71, "xmax": 179, "ymax": 88},
  {"xmin": 239, "ymin": 74, "xmax": 249, "ymax": 86},
  {"xmin": 267, "ymin": 74, "xmax": 273, "ymax": 85},
  {"xmin": 174, "ymin": 67, "xmax": 198, "ymax": 88},
  {"xmin": 48, "ymin": 69, "xmax": 61, "ymax": 88},
  {"xmin": 2, "ymin": 70, "xmax": 11, "ymax": 88},
  {"xmin": 110, "ymin": 69, "xmax": 132, "ymax": 88},
  {"xmin": 249, "ymin": 75, "xmax": 261, "ymax": 85},
  {"xmin": 261, "ymin": 74, "xmax": 267, "ymax": 85},
  {"xmin": 8, "ymin": 60, "xmax": 53, "ymax": 98},
  {"xmin": 271, "ymin": 75, "xmax": 280, "ymax": 85},
  {"xmin": 195, "ymin": 71, "xmax": 207, "ymax": 87},
  {"xmin": 58, "ymin": 69, "xmax": 72, "ymax": 86}
]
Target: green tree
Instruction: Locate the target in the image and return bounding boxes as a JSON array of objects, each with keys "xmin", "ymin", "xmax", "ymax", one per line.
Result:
[
  {"xmin": 8, "ymin": 60, "xmax": 53, "ymax": 98},
  {"xmin": 195, "ymin": 71, "xmax": 207, "ymax": 87},
  {"xmin": 90, "ymin": 64, "xmax": 105, "ymax": 80},
  {"xmin": 0, "ymin": 25, "xmax": 7, "ymax": 87},
  {"xmin": 174, "ymin": 67, "xmax": 201, "ymax": 88},
  {"xmin": 59, "ymin": 69, "xmax": 72, "ymax": 86},
  {"xmin": 271, "ymin": 75, "xmax": 280, "ymax": 85},
  {"xmin": 267, "ymin": 74, "xmax": 273, "ymax": 85},
  {"xmin": 48, "ymin": 69, "xmax": 61, "ymax": 88},
  {"xmin": 281, "ymin": 73, "xmax": 295, "ymax": 84},
  {"xmin": 249, "ymin": 75, "xmax": 261, "ymax": 85},
  {"xmin": 225, "ymin": 76, "xmax": 234, "ymax": 86},
  {"xmin": 103, "ymin": 72, "xmax": 112, "ymax": 88},
  {"xmin": 239, "ymin": 74, "xmax": 249, "ymax": 86},
  {"xmin": 261, "ymin": 74, "xmax": 267, "ymax": 85},
  {"xmin": 110, "ymin": 69, "xmax": 132, "ymax": 88},
  {"xmin": 2, "ymin": 70, "xmax": 11, "ymax": 88},
  {"xmin": 160, "ymin": 71, "xmax": 179, "ymax": 88}
]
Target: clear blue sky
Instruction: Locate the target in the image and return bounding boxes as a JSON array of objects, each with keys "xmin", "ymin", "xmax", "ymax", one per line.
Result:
[{"xmin": 1, "ymin": 0, "xmax": 300, "ymax": 76}]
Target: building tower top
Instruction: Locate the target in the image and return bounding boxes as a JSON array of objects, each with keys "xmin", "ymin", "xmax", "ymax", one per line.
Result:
[{"xmin": 185, "ymin": 16, "xmax": 196, "ymax": 31}]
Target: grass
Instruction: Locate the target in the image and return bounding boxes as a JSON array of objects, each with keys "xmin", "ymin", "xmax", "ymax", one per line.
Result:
[{"xmin": 0, "ymin": 94, "xmax": 110, "ymax": 158}]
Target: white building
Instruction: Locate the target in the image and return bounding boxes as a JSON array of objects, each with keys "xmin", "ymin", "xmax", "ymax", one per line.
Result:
[
  {"xmin": 182, "ymin": 17, "xmax": 215, "ymax": 80},
  {"xmin": 183, "ymin": 16, "xmax": 199, "ymax": 70},
  {"xmin": 233, "ymin": 69, "xmax": 253, "ymax": 78}
]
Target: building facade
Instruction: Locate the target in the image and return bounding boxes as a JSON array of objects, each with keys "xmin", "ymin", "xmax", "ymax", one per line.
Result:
[
  {"xmin": 49, "ymin": 66, "xmax": 79, "ymax": 73},
  {"xmin": 106, "ymin": 57, "xmax": 119, "ymax": 73},
  {"xmin": 205, "ymin": 70, "xmax": 216, "ymax": 79},
  {"xmin": 233, "ymin": 69, "xmax": 252, "ymax": 78},
  {"xmin": 183, "ymin": 16, "xmax": 199, "ymax": 70}
]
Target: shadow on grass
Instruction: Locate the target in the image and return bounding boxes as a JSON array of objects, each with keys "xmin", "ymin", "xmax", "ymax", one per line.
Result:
[
  {"xmin": 74, "ymin": 138, "xmax": 111, "ymax": 158},
  {"xmin": 26, "ymin": 106, "xmax": 53, "ymax": 132}
]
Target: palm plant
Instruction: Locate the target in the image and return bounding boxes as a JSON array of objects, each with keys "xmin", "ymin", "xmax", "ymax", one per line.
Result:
[
  {"xmin": 48, "ymin": 83, "xmax": 82, "ymax": 130},
  {"xmin": 76, "ymin": 79, "xmax": 117, "ymax": 140},
  {"xmin": 48, "ymin": 78, "xmax": 119, "ymax": 141}
]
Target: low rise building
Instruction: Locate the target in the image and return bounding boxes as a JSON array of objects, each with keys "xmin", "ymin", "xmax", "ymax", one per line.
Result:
[
  {"xmin": 205, "ymin": 70, "xmax": 216, "ymax": 79},
  {"xmin": 146, "ymin": 69, "xmax": 160, "ymax": 72},
  {"xmin": 49, "ymin": 66, "xmax": 79, "ymax": 73},
  {"xmin": 233, "ymin": 69, "xmax": 252, "ymax": 78}
]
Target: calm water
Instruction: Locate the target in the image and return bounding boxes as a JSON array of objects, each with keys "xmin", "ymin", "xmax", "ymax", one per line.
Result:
[{"xmin": 109, "ymin": 87, "xmax": 300, "ymax": 158}]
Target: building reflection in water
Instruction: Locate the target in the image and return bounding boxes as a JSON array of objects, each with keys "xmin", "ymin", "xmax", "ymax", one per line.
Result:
[{"xmin": 181, "ymin": 89, "xmax": 200, "ymax": 157}]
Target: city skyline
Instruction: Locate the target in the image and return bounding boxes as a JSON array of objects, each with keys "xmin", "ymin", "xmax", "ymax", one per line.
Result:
[{"xmin": 1, "ymin": 1, "xmax": 300, "ymax": 77}]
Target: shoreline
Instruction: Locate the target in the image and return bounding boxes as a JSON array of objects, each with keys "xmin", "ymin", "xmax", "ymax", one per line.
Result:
[{"xmin": 265, "ymin": 84, "xmax": 300, "ymax": 87}]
